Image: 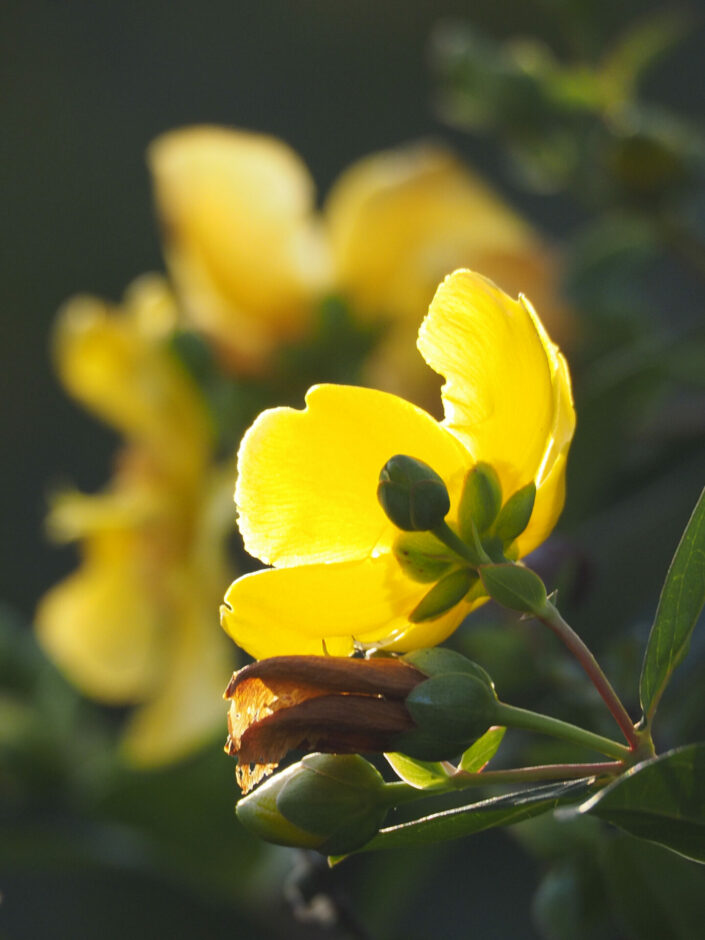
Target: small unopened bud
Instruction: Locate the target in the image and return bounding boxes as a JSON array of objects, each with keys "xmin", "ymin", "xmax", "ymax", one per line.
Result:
[
  {"xmin": 458, "ymin": 463, "xmax": 503, "ymax": 539},
  {"xmin": 378, "ymin": 455, "xmax": 450, "ymax": 531},
  {"xmin": 479, "ymin": 562, "xmax": 547, "ymax": 615},
  {"xmin": 237, "ymin": 754, "xmax": 388, "ymax": 854},
  {"xmin": 391, "ymin": 649, "xmax": 498, "ymax": 760}
]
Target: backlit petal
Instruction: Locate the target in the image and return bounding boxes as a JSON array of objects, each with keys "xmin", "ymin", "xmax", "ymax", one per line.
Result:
[
  {"xmin": 236, "ymin": 384, "xmax": 468, "ymax": 567},
  {"xmin": 149, "ymin": 126, "xmax": 331, "ymax": 368},
  {"xmin": 418, "ymin": 270, "xmax": 563, "ymax": 496},
  {"xmin": 35, "ymin": 533, "xmax": 165, "ymax": 703},
  {"xmin": 122, "ymin": 572, "xmax": 235, "ymax": 765},
  {"xmin": 221, "ymin": 556, "xmax": 433, "ymax": 660}
]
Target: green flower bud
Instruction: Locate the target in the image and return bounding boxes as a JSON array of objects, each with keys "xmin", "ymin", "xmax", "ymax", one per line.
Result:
[
  {"xmin": 493, "ymin": 481, "xmax": 536, "ymax": 545},
  {"xmin": 237, "ymin": 754, "xmax": 389, "ymax": 855},
  {"xmin": 236, "ymin": 763, "xmax": 328, "ymax": 850},
  {"xmin": 378, "ymin": 455, "xmax": 450, "ymax": 531},
  {"xmin": 409, "ymin": 567, "xmax": 478, "ymax": 622},
  {"xmin": 479, "ymin": 562, "xmax": 547, "ymax": 615},
  {"xmin": 458, "ymin": 463, "xmax": 503, "ymax": 539},
  {"xmin": 392, "ymin": 653, "xmax": 499, "ymax": 761}
]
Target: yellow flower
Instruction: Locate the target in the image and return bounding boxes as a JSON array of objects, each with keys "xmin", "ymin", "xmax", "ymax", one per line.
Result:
[
  {"xmin": 220, "ymin": 270, "xmax": 575, "ymax": 660},
  {"xmin": 36, "ymin": 276, "xmax": 235, "ymax": 765},
  {"xmin": 149, "ymin": 127, "xmax": 571, "ymax": 399},
  {"xmin": 148, "ymin": 127, "xmax": 331, "ymax": 372}
]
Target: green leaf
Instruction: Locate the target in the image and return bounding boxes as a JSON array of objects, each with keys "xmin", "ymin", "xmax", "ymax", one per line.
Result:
[
  {"xmin": 639, "ymin": 487, "xmax": 705, "ymax": 722},
  {"xmin": 459, "ymin": 726, "xmax": 506, "ymax": 773},
  {"xmin": 568, "ymin": 744, "xmax": 705, "ymax": 864},
  {"xmin": 385, "ymin": 753, "xmax": 450, "ymax": 790},
  {"xmin": 333, "ymin": 779, "xmax": 593, "ymax": 857}
]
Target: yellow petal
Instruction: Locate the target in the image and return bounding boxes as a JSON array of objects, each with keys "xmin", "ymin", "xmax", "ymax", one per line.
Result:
[
  {"xmin": 35, "ymin": 533, "xmax": 165, "ymax": 703},
  {"xmin": 220, "ymin": 556, "xmax": 420, "ymax": 659},
  {"xmin": 325, "ymin": 143, "xmax": 538, "ymax": 324},
  {"xmin": 221, "ymin": 556, "xmax": 482, "ymax": 660},
  {"xmin": 54, "ymin": 285, "xmax": 210, "ymax": 478},
  {"xmin": 121, "ymin": 571, "xmax": 235, "ymax": 766},
  {"xmin": 148, "ymin": 126, "xmax": 331, "ymax": 368},
  {"xmin": 418, "ymin": 270, "xmax": 567, "ymax": 497},
  {"xmin": 235, "ymin": 383, "xmax": 468, "ymax": 567}
]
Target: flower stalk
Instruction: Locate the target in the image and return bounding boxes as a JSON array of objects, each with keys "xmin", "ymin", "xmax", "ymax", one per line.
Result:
[{"xmin": 536, "ymin": 600, "xmax": 641, "ymax": 750}]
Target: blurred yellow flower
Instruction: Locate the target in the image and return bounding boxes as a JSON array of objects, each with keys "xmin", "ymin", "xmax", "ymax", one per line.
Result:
[
  {"xmin": 36, "ymin": 276, "xmax": 235, "ymax": 765},
  {"xmin": 220, "ymin": 270, "xmax": 575, "ymax": 660},
  {"xmin": 149, "ymin": 127, "xmax": 571, "ymax": 403}
]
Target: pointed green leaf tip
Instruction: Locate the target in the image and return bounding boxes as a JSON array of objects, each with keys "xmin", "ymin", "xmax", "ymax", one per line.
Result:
[
  {"xmin": 480, "ymin": 563, "xmax": 547, "ymax": 614},
  {"xmin": 378, "ymin": 455, "xmax": 450, "ymax": 531},
  {"xmin": 568, "ymin": 744, "xmax": 705, "ymax": 864},
  {"xmin": 458, "ymin": 463, "xmax": 503, "ymax": 539},
  {"xmin": 639, "ymin": 486, "xmax": 705, "ymax": 723}
]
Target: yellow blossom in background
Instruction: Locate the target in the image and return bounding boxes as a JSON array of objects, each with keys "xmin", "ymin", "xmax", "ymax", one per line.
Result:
[
  {"xmin": 148, "ymin": 127, "xmax": 331, "ymax": 372},
  {"xmin": 220, "ymin": 270, "xmax": 575, "ymax": 660},
  {"xmin": 36, "ymin": 276, "xmax": 235, "ymax": 765},
  {"xmin": 149, "ymin": 126, "xmax": 571, "ymax": 406}
]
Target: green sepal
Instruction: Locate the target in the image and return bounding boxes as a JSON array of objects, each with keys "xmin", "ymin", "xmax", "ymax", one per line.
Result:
[
  {"xmin": 276, "ymin": 754, "xmax": 388, "ymax": 855},
  {"xmin": 458, "ymin": 463, "xmax": 503, "ymax": 539},
  {"xmin": 480, "ymin": 562, "xmax": 547, "ymax": 614},
  {"xmin": 393, "ymin": 531, "xmax": 455, "ymax": 584},
  {"xmin": 409, "ymin": 568, "xmax": 478, "ymax": 622},
  {"xmin": 459, "ymin": 726, "xmax": 506, "ymax": 773},
  {"xmin": 402, "ymin": 647, "xmax": 494, "ymax": 688},
  {"xmin": 493, "ymin": 481, "xmax": 536, "ymax": 545},
  {"xmin": 385, "ymin": 753, "xmax": 451, "ymax": 789},
  {"xmin": 236, "ymin": 764, "xmax": 326, "ymax": 849},
  {"xmin": 378, "ymin": 455, "xmax": 450, "ymax": 531}
]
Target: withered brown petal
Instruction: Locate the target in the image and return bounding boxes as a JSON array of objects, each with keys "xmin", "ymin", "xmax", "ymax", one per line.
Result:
[
  {"xmin": 238, "ymin": 693, "xmax": 416, "ymax": 764},
  {"xmin": 224, "ymin": 654, "xmax": 425, "ymax": 700}
]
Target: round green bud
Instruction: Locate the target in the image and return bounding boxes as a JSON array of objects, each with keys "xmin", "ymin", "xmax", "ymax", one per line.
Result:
[
  {"xmin": 238, "ymin": 754, "xmax": 389, "ymax": 855},
  {"xmin": 236, "ymin": 763, "xmax": 326, "ymax": 850},
  {"xmin": 393, "ymin": 670, "xmax": 499, "ymax": 761},
  {"xmin": 378, "ymin": 455, "xmax": 450, "ymax": 531}
]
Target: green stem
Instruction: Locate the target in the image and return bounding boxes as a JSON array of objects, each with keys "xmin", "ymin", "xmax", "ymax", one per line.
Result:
[
  {"xmin": 432, "ymin": 520, "xmax": 489, "ymax": 565},
  {"xmin": 537, "ymin": 601, "xmax": 640, "ymax": 749},
  {"xmin": 495, "ymin": 702, "xmax": 632, "ymax": 761},
  {"xmin": 449, "ymin": 760, "xmax": 622, "ymax": 788},
  {"xmin": 382, "ymin": 760, "xmax": 622, "ymax": 803}
]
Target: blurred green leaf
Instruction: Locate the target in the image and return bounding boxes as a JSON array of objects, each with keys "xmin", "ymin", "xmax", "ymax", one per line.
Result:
[
  {"xmin": 639, "ymin": 487, "xmax": 705, "ymax": 721},
  {"xmin": 385, "ymin": 753, "xmax": 450, "ymax": 790},
  {"xmin": 600, "ymin": 834, "xmax": 705, "ymax": 940},
  {"xmin": 570, "ymin": 744, "xmax": 705, "ymax": 863},
  {"xmin": 459, "ymin": 726, "xmax": 506, "ymax": 773},
  {"xmin": 338, "ymin": 778, "xmax": 593, "ymax": 856}
]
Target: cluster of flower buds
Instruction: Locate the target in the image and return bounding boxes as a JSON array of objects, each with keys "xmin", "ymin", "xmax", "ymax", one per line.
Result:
[
  {"xmin": 379, "ymin": 454, "xmax": 548, "ymax": 619},
  {"xmin": 226, "ymin": 648, "xmax": 502, "ymax": 851}
]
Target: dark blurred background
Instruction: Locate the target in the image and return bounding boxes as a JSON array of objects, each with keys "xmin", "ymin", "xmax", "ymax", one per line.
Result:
[
  {"xmin": 4, "ymin": 0, "xmax": 703, "ymax": 617},
  {"xmin": 3, "ymin": 2, "xmax": 705, "ymax": 938}
]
